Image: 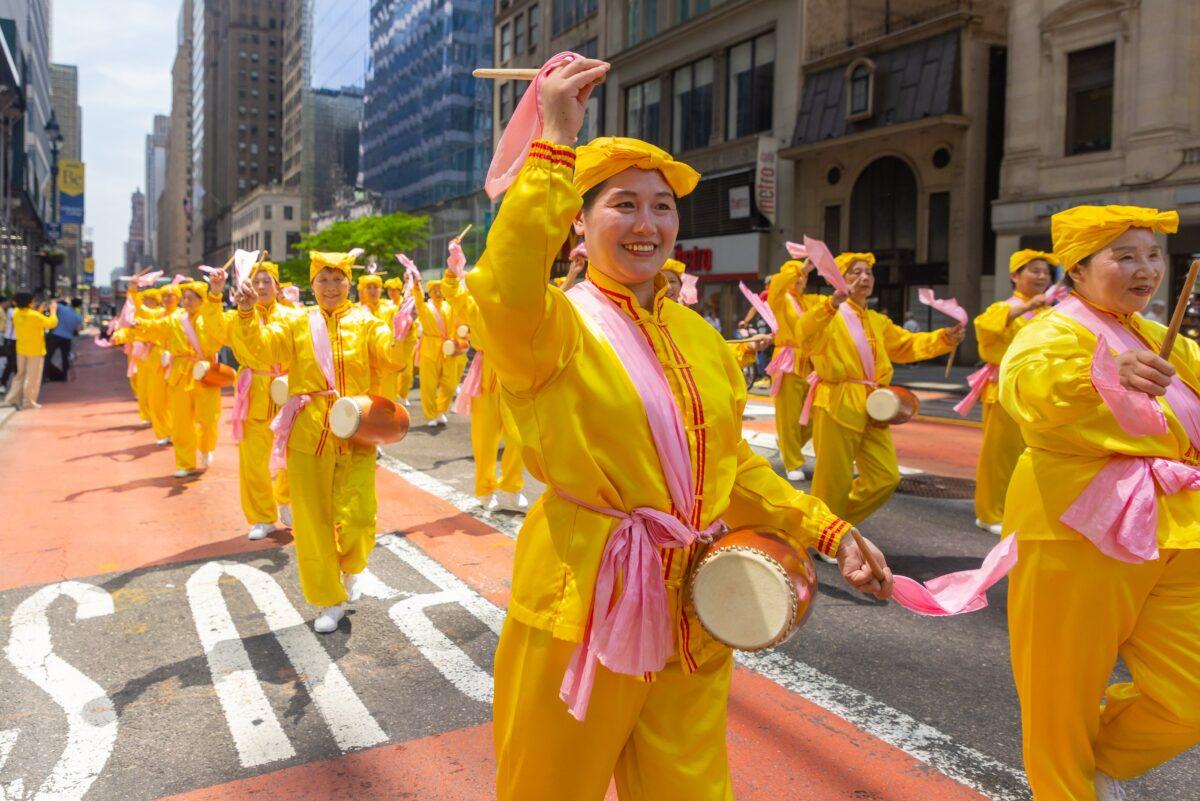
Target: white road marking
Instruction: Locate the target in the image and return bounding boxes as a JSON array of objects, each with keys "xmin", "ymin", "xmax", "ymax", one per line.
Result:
[
  {"xmin": 186, "ymin": 561, "xmax": 387, "ymax": 768},
  {"xmin": 3, "ymin": 581, "xmax": 117, "ymax": 801},
  {"xmin": 377, "ymin": 452, "xmax": 522, "ymax": 538},
  {"xmin": 742, "ymin": 429, "xmax": 923, "ymax": 476},
  {"xmin": 0, "ymin": 729, "xmax": 21, "ymax": 801},
  {"xmin": 744, "ymin": 403, "xmax": 775, "ymax": 417}
]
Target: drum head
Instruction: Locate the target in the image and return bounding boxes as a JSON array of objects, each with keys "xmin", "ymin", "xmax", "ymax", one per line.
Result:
[
  {"xmin": 442, "ymin": 339, "xmax": 456, "ymax": 357},
  {"xmin": 192, "ymin": 360, "xmax": 209, "ymax": 381},
  {"xmin": 269, "ymin": 376, "xmax": 289, "ymax": 406},
  {"xmin": 456, "ymin": 323, "xmax": 469, "ymax": 338},
  {"xmin": 692, "ymin": 549, "xmax": 796, "ymax": 651},
  {"xmin": 866, "ymin": 389, "xmax": 901, "ymax": 422},
  {"xmin": 328, "ymin": 397, "xmax": 362, "ymax": 439}
]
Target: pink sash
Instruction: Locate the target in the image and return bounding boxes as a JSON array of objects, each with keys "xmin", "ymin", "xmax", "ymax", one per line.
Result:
[
  {"xmin": 180, "ymin": 312, "xmax": 204, "ymax": 359},
  {"xmin": 393, "ymin": 296, "xmax": 416, "ymax": 340},
  {"xmin": 428, "ymin": 300, "xmax": 448, "ymax": 338},
  {"xmin": 269, "ymin": 308, "xmax": 338, "ymax": 470},
  {"xmin": 232, "ymin": 365, "xmax": 282, "ymax": 442},
  {"xmin": 800, "ymin": 302, "xmax": 877, "ymax": 424},
  {"xmin": 954, "ymin": 296, "xmax": 1039, "ymax": 417},
  {"xmin": 559, "ymin": 280, "xmax": 720, "ymax": 720},
  {"xmin": 452, "ymin": 351, "xmax": 484, "ymax": 416}
]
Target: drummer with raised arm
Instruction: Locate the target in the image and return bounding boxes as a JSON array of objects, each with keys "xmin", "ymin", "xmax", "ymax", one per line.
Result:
[
  {"xmin": 471, "ymin": 57, "xmax": 893, "ymax": 801},
  {"xmin": 1000, "ymin": 206, "xmax": 1200, "ymax": 801},
  {"xmin": 231, "ymin": 250, "xmax": 416, "ymax": 634},
  {"xmin": 798, "ymin": 253, "xmax": 963, "ymax": 531}
]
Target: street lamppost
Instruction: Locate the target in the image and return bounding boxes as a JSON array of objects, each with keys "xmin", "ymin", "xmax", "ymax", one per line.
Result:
[{"xmin": 44, "ymin": 111, "xmax": 63, "ymax": 292}]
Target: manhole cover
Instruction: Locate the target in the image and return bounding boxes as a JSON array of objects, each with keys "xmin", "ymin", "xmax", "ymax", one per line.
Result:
[{"xmin": 896, "ymin": 474, "xmax": 975, "ymax": 500}]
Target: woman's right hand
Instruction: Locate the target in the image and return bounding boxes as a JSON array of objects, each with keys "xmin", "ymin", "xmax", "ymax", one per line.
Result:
[
  {"xmin": 540, "ymin": 58, "xmax": 610, "ymax": 146},
  {"xmin": 1116, "ymin": 349, "xmax": 1175, "ymax": 396},
  {"xmin": 233, "ymin": 279, "xmax": 257, "ymax": 313}
]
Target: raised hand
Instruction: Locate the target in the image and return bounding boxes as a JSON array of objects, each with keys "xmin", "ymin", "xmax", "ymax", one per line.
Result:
[
  {"xmin": 540, "ymin": 57, "xmax": 610, "ymax": 146},
  {"xmin": 233, "ymin": 278, "xmax": 256, "ymax": 312},
  {"xmin": 945, "ymin": 322, "xmax": 966, "ymax": 343}
]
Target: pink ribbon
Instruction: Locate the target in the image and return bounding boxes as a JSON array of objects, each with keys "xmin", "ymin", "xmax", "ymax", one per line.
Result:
[
  {"xmin": 569, "ymin": 241, "xmax": 588, "ymax": 261},
  {"xmin": 447, "ymin": 240, "xmax": 467, "ymax": 278},
  {"xmin": 485, "ymin": 52, "xmax": 581, "ymax": 199},
  {"xmin": 281, "ymin": 286, "xmax": 301, "ymax": 304},
  {"xmin": 794, "ymin": 236, "xmax": 849, "ymax": 295},
  {"xmin": 892, "ymin": 535, "xmax": 1019, "ymax": 615},
  {"xmin": 738, "ymin": 281, "xmax": 778, "ymax": 332},
  {"xmin": 393, "ymin": 296, "xmax": 416, "ymax": 340},
  {"xmin": 678, "ymin": 273, "xmax": 699, "ymax": 306},
  {"xmin": 172, "ymin": 274, "xmax": 190, "ymax": 285},
  {"xmin": 131, "ymin": 341, "xmax": 151, "ymax": 362},
  {"xmin": 180, "ymin": 312, "xmax": 204, "ymax": 359},
  {"xmin": 232, "ymin": 368, "xmax": 254, "ymax": 442},
  {"xmin": 954, "ymin": 363, "xmax": 999, "ymax": 417},
  {"xmin": 452, "ymin": 351, "xmax": 485, "ymax": 416},
  {"xmin": 841, "ymin": 302, "xmax": 877, "ymax": 383},
  {"xmin": 1045, "ymin": 283, "xmax": 1070, "ymax": 304},
  {"xmin": 916, "ymin": 288, "xmax": 968, "ymax": 326},
  {"xmin": 93, "ymin": 334, "xmax": 114, "ymax": 349},
  {"xmin": 269, "ymin": 309, "xmax": 338, "ymax": 470},
  {"xmin": 231, "ymin": 250, "xmax": 261, "ymax": 287},
  {"xmin": 765, "ymin": 347, "xmax": 795, "ymax": 398},
  {"xmin": 784, "ymin": 241, "xmax": 808, "ymax": 261},
  {"xmin": 135, "ymin": 270, "xmax": 164, "ymax": 288}
]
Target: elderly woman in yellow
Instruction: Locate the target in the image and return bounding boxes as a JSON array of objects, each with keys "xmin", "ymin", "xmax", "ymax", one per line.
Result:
[
  {"xmin": 225, "ymin": 261, "xmax": 299, "ymax": 540},
  {"xmin": 357, "ymin": 270, "xmax": 399, "ymax": 399},
  {"xmin": 798, "ymin": 252, "xmax": 963, "ymax": 529},
  {"xmin": 999, "ymin": 206, "xmax": 1200, "ymax": 801},
  {"xmin": 231, "ymin": 251, "xmax": 416, "ymax": 634},
  {"xmin": 472, "ymin": 59, "xmax": 893, "ymax": 801},
  {"xmin": 130, "ymin": 274, "xmax": 229, "ymax": 477},
  {"xmin": 3, "ymin": 293, "xmax": 57, "ymax": 410},
  {"xmin": 131, "ymin": 288, "xmax": 175, "ymax": 446},
  {"xmin": 384, "ymin": 276, "xmax": 417, "ymax": 405},
  {"xmin": 965, "ymin": 250, "xmax": 1057, "ymax": 535},
  {"xmin": 415, "ymin": 272, "xmax": 464, "ymax": 426},
  {"xmin": 767, "ymin": 258, "xmax": 819, "ymax": 481}
]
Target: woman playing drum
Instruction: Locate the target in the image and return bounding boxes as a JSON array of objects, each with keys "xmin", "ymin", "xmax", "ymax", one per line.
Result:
[
  {"xmin": 470, "ymin": 58, "xmax": 894, "ymax": 801},
  {"xmin": 766, "ymin": 258, "xmax": 820, "ymax": 481},
  {"xmin": 999, "ymin": 206, "xmax": 1200, "ymax": 801}
]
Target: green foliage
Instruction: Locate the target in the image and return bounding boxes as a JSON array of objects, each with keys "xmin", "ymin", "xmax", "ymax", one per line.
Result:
[{"xmin": 292, "ymin": 212, "xmax": 430, "ymax": 281}]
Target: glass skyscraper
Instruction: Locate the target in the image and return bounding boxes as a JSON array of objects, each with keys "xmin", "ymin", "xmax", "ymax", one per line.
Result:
[{"xmin": 362, "ymin": 0, "xmax": 493, "ymax": 212}]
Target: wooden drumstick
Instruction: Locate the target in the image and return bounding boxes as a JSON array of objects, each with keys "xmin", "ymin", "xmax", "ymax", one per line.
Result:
[
  {"xmin": 850, "ymin": 529, "xmax": 887, "ymax": 584},
  {"xmin": 454, "ymin": 223, "xmax": 472, "ymax": 242},
  {"xmin": 1159, "ymin": 258, "xmax": 1200, "ymax": 360},
  {"xmin": 473, "ymin": 67, "xmax": 539, "ymax": 81},
  {"xmin": 944, "ymin": 342, "xmax": 958, "ymax": 380}
]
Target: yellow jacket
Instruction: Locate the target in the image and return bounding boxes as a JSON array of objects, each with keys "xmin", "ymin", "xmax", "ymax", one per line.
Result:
[
  {"xmin": 233, "ymin": 300, "xmax": 415, "ymax": 457},
  {"xmin": 1000, "ymin": 305, "xmax": 1200, "ymax": 549},
  {"xmin": 132, "ymin": 295, "xmax": 227, "ymax": 390},
  {"xmin": 226, "ymin": 301, "xmax": 302, "ymax": 421},
  {"xmin": 465, "ymin": 139, "xmax": 851, "ymax": 667},
  {"xmin": 800, "ymin": 297, "xmax": 954, "ymax": 431},
  {"xmin": 766, "ymin": 263, "xmax": 821, "ymax": 376},
  {"xmin": 974, "ymin": 291, "xmax": 1045, "ymax": 405},
  {"xmin": 13, "ymin": 307, "xmax": 58, "ymax": 356},
  {"xmin": 415, "ymin": 272, "xmax": 464, "ymax": 359}
]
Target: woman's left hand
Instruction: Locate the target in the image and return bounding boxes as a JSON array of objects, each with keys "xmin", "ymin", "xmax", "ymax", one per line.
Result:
[
  {"xmin": 837, "ymin": 531, "xmax": 893, "ymax": 601},
  {"xmin": 945, "ymin": 323, "xmax": 966, "ymax": 343}
]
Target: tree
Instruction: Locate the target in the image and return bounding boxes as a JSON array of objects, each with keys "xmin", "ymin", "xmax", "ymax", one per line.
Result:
[{"xmin": 279, "ymin": 211, "xmax": 431, "ymax": 286}]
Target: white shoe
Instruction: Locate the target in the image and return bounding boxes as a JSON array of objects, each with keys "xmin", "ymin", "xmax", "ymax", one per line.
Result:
[
  {"xmin": 1094, "ymin": 772, "xmax": 1127, "ymax": 801},
  {"xmin": 156, "ymin": 437, "xmax": 171, "ymax": 446},
  {"xmin": 202, "ymin": 451, "xmax": 215, "ymax": 467},
  {"xmin": 172, "ymin": 468, "xmax": 194, "ymax": 478},
  {"xmin": 975, "ymin": 518, "xmax": 1003, "ymax": 536},
  {"xmin": 342, "ymin": 572, "xmax": 362, "ymax": 603},
  {"xmin": 427, "ymin": 418, "xmax": 441, "ymax": 428},
  {"xmin": 483, "ymin": 493, "xmax": 501, "ymax": 512},
  {"xmin": 278, "ymin": 503, "xmax": 292, "ymax": 528},
  {"xmin": 140, "ymin": 419, "xmax": 152, "ymax": 428},
  {"xmin": 247, "ymin": 522, "xmax": 273, "ymax": 541},
  {"xmin": 437, "ymin": 413, "xmax": 449, "ymax": 426},
  {"xmin": 313, "ymin": 605, "xmax": 345, "ymax": 633},
  {"xmin": 814, "ymin": 550, "xmax": 838, "ymax": 564},
  {"xmin": 786, "ymin": 468, "xmax": 807, "ymax": 481},
  {"xmin": 400, "ymin": 398, "xmax": 410, "ymax": 407},
  {"xmin": 497, "ymin": 491, "xmax": 530, "ymax": 513}
]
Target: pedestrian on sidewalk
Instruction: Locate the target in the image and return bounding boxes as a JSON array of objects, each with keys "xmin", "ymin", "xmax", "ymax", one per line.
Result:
[
  {"xmin": 44, "ymin": 297, "xmax": 83, "ymax": 381},
  {"xmin": 3, "ymin": 293, "xmax": 58, "ymax": 410},
  {"xmin": 0, "ymin": 295, "xmax": 15, "ymax": 392},
  {"xmin": 1000, "ymin": 204, "xmax": 1200, "ymax": 801}
]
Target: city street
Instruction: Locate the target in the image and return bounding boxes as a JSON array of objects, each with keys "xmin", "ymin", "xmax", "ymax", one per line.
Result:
[{"xmin": 1, "ymin": 342, "xmax": 1196, "ymax": 800}]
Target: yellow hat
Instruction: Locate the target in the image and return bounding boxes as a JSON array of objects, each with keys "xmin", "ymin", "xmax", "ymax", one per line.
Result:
[
  {"xmin": 357, "ymin": 274, "xmax": 383, "ymax": 291},
  {"xmin": 574, "ymin": 137, "xmax": 701, "ymax": 198},
  {"xmin": 834, "ymin": 252, "xmax": 876, "ymax": 274},
  {"xmin": 309, "ymin": 250, "xmax": 360, "ymax": 282},
  {"xmin": 250, "ymin": 260, "xmax": 280, "ymax": 282},
  {"xmin": 552, "ymin": 276, "xmax": 567, "ymax": 287},
  {"xmin": 1008, "ymin": 249, "xmax": 1060, "ymax": 275},
  {"xmin": 1052, "ymin": 205, "xmax": 1179, "ymax": 269},
  {"xmin": 179, "ymin": 280, "xmax": 209, "ymax": 298},
  {"xmin": 160, "ymin": 283, "xmax": 180, "ymax": 297},
  {"xmin": 384, "ymin": 276, "xmax": 403, "ymax": 290},
  {"xmin": 661, "ymin": 258, "xmax": 686, "ymax": 275},
  {"xmin": 427, "ymin": 279, "xmax": 442, "ymax": 294},
  {"xmin": 140, "ymin": 288, "xmax": 161, "ymax": 302}
]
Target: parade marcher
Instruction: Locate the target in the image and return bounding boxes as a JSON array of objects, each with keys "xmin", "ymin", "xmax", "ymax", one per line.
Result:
[
  {"xmin": 3, "ymin": 293, "xmax": 57, "ymax": 410},
  {"xmin": 130, "ymin": 273, "xmax": 229, "ymax": 477},
  {"xmin": 473, "ymin": 57, "xmax": 893, "ymax": 801},
  {"xmin": 132, "ymin": 288, "xmax": 174, "ymax": 445},
  {"xmin": 965, "ymin": 249, "xmax": 1057, "ymax": 534},
  {"xmin": 357, "ymin": 267, "xmax": 398, "ymax": 400},
  {"xmin": 231, "ymin": 250, "xmax": 417, "ymax": 633},
  {"xmin": 799, "ymin": 252, "xmax": 964, "ymax": 527},
  {"xmin": 1000, "ymin": 206, "xmax": 1200, "ymax": 801},
  {"xmin": 385, "ymin": 275, "xmax": 417, "ymax": 405},
  {"xmin": 766, "ymin": 258, "xmax": 818, "ymax": 481},
  {"xmin": 226, "ymin": 260, "xmax": 299, "ymax": 540},
  {"xmin": 415, "ymin": 270, "xmax": 464, "ymax": 427}
]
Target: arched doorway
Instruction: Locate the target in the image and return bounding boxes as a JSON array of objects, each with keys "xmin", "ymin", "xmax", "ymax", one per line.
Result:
[{"xmin": 849, "ymin": 157, "xmax": 918, "ymax": 320}]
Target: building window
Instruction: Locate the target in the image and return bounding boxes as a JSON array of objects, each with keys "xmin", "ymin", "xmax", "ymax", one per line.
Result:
[
  {"xmin": 264, "ymin": 230, "xmax": 272, "ymax": 253},
  {"xmin": 845, "ymin": 58, "xmax": 875, "ymax": 121},
  {"xmin": 284, "ymin": 205, "xmax": 294, "ymax": 220},
  {"xmin": 264, "ymin": 204, "xmax": 272, "ymax": 220},
  {"xmin": 500, "ymin": 23, "xmax": 512, "ymax": 62},
  {"xmin": 553, "ymin": 0, "xmax": 598, "ymax": 36},
  {"xmin": 626, "ymin": 0, "xmax": 657, "ymax": 47},
  {"xmin": 727, "ymin": 32, "xmax": 774, "ymax": 139},
  {"xmin": 528, "ymin": 4, "xmax": 540, "ymax": 52},
  {"xmin": 626, "ymin": 78, "xmax": 661, "ymax": 143},
  {"xmin": 672, "ymin": 58, "xmax": 713, "ymax": 152},
  {"xmin": 1065, "ymin": 42, "xmax": 1114, "ymax": 156},
  {"xmin": 927, "ymin": 192, "xmax": 949, "ymax": 263},
  {"xmin": 500, "ymin": 81, "xmax": 514, "ymax": 122},
  {"xmin": 515, "ymin": 14, "xmax": 525, "ymax": 55},
  {"xmin": 677, "ymin": 0, "xmax": 720, "ymax": 23},
  {"xmin": 824, "ymin": 205, "xmax": 841, "ymax": 254}
]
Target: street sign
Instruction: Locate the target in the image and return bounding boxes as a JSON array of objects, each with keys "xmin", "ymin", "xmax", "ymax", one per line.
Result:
[{"xmin": 45, "ymin": 221, "xmax": 61, "ymax": 240}]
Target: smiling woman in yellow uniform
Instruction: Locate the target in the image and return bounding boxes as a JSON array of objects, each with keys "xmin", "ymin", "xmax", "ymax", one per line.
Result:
[
  {"xmin": 767, "ymin": 258, "xmax": 820, "ymax": 481},
  {"xmin": 131, "ymin": 274, "xmax": 229, "ymax": 477},
  {"xmin": 1000, "ymin": 206, "xmax": 1200, "ymax": 801},
  {"xmin": 471, "ymin": 59, "xmax": 894, "ymax": 801},
  {"xmin": 969, "ymin": 250, "xmax": 1056, "ymax": 535},
  {"xmin": 231, "ymin": 251, "xmax": 416, "ymax": 634},
  {"xmin": 415, "ymin": 272, "xmax": 464, "ymax": 426},
  {"xmin": 799, "ymin": 253, "xmax": 963, "ymax": 527}
]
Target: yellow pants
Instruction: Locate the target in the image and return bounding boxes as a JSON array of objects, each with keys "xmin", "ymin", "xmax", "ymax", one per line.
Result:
[
  {"xmin": 494, "ymin": 617, "xmax": 734, "ymax": 801},
  {"xmin": 286, "ymin": 446, "xmax": 376, "ymax": 607},
  {"xmin": 470, "ymin": 389, "xmax": 523, "ymax": 497},
  {"xmin": 397, "ymin": 362, "xmax": 415, "ymax": 403},
  {"xmin": 1009, "ymin": 541, "xmax": 1200, "ymax": 800},
  {"xmin": 419, "ymin": 353, "xmax": 459, "ymax": 420},
  {"xmin": 138, "ymin": 360, "xmax": 172, "ymax": 439},
  {"xmin": 170, "ymin": 383, "xmax": 221, "ymax": 471},
  {"xmin": 132, "ymin": 365, "xmax": 149, "ymax": 422},
  {"xmin": 974, "ymin": 401, "xmax": 1024, "ymax": 525},
  {"xmin": 238, "ymin": 416, "xmax": 290, "ymax": 525},
  {"xmin": 775, "ymin": 372, "xmax": 813, "ymax": 473},
  {"xmin": 809, "ymin": 407, "xmax": 899, "ymax": 525}
]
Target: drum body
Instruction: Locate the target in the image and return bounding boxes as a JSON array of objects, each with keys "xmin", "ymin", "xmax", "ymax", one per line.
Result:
[
  {"xmin": 329, "ymin": 395, "xmax": 411, "ymax": 447},
  {"xmin": 689, "ymin": 527, "xmax": 818, "ymax": 651},
  {"xmin": 269, "ymin": 375, "xmax": 289, "ymax": 406},
  {"xmin": 865, "ymin": 386, "xmax": 920, "ymax": 425},
  {"xmin": 192, "ymin": 359, "xmax": 236, "ymax": 389},
  {"xmin": 441, "ymin": 338, "xmax": 457, "ymax": 357}
]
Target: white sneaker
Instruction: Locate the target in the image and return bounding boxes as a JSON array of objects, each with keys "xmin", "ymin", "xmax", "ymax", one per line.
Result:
[
  {"xmin": 278, "ymin": 503, "xmax": 293, "ymax": 528},
  {"xmin": 975, "ymin": 518, "xmax": 1003, "ymax": 536},
  {"xmin": 247, "ymin": 522, "xmax": 273, "ymax": 541},
  {"xmin": 483, "ymin": 493, "xmax": 501, "ymax": 512},
  {"xmin": 202, "ymin": 451, "xmax": 215, "ymax": 467},
  {"xmin": 342, "ymin": 572, "xmax": 362, "ymax": 603},
  {"xmin": 313, "ymin": 605, "xmax": 345, "ymax": 633},
  {"xmin": 786, "ymin": 468, "xmax": 807, "ymax": 481},
  {"xmin": 436, "ymin": 413, "xmax": 448, "ymax": 426},
  {"xmin": 1094, "ymin": 772, "xmax": 1127, "ymax": 801},
  {"xmin": 156, "ymin": 437, "xmax": 171, "ymax": 446},
  {"xmin": 140, "ymin": 419, "xmax": 152, "ymax": 428},
  {"xmin": 498, "ymin": 491, "xmax": 530, "ymax": 513},
  {"xmin": 814, "ymin": 550, "xmax": 838, "ymax": 564},
  {"xmin": 172, "ymin": 468, "xmax": 194, "ymax": 478}
]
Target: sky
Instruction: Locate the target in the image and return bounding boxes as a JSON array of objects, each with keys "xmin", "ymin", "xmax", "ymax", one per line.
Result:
[{"xmin": 52, "ymin": 0, "xmax": 176, "ymax": 286}]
